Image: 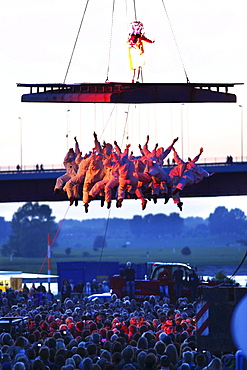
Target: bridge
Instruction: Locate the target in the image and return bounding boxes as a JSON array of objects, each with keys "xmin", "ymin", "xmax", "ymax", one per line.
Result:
[{"xmin": 0, "ymin": 162, "xmax": 246, "ymax": 203}]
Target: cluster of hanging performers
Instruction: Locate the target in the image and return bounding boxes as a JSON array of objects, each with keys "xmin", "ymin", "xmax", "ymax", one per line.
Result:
[
  {"xmin": 54, "ymin": 133, "xmax": 215, "ymax": 213},
  {"xmin": 53, "ymin": 22, "xmax": 215, "ymax": 212}
]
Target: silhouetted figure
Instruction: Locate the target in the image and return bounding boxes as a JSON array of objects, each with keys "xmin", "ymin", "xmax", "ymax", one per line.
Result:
[
  {"xmin": 61, "ymin": 278, "xmax": 71, "ymax": 303},
  {"xmin": 158, "ymin": 267, "xmax": 171, "ymax": 298},
  {"xmin": 123, "ymin": 261, "xmax": 136, "ymax": 300},
  {"xmin": 173, "ymin": 266, "xmax": 184, "ymax": 300},
  {"xmin": 189, "ymin": 269, "xmax": 200, "ymax": 301}
]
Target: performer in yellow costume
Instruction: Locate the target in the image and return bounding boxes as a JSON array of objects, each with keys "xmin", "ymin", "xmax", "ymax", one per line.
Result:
[{"xmin": 127, "ymin": 21, "xmax": 154, "ymax": 83}]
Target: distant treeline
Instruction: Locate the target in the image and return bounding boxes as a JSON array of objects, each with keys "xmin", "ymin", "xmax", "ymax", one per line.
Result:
[
  {"xmin": 55, "ymin": 206, "xmax": 247, "ymax": 250},
  {"xmin": 1, "ymin": 204, "xmax": 247, "ymax": 258}
]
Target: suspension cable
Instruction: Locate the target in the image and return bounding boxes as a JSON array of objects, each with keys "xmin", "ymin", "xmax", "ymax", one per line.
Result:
[
  {"xmin": 133, "ymin": 0, "xmax": 137, "ymax": 21},
  {"xmin": 161, "ymin": 0, "xmax": 190, "ymax": 83},
  {"xmin": 99, "ymin": 105, "xmax": 116, "ymax": 141},
  {"xmin": 105, "ymin": 0, "xmax": 116, "ymax": 82},
  {"xmin": 121, "ymin": 105, "xmax": 130, "ymax": 148},
  {"xmin": 63, "ymin": 0, "xmax": 90, "ymax": 83}
]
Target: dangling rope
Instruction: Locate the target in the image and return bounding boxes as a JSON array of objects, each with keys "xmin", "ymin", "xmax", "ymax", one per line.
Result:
[
  {"xmin": 37, "ymin": 205, "xmax": 70, "ymax": 278},
  {"xmin": 133, "ymin": 0, "xmax": 137, "ymax": 21},
  {"xmin": 161, "ymin": 0, "xmax": 190, "ymax": 83},
  {"xmin": 229, "ymin": 248, "xmax": 247, "ymax": 281},
  {"xmin": 96, "ymin": 209, "xmax": 112, "ymax": 276},
  {"xmin": 63, "ymin": 0, "xmax": 90, "ymax": 83},
  {"xmin": 121, "ymin": 105, "xmax": 130, "ymax": 148},
  {"xmin": 99, "ymin": 105, "xmax": 116, "ymax": 141},
  {"xmin": 105, "ymin": 0, "xmax": 116, "ymax": 82}
]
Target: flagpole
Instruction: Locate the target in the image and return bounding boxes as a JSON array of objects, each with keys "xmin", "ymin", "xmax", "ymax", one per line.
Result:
[{"xmin": 48, "ymin": 234, "xmax": 51, "ymax": 292}]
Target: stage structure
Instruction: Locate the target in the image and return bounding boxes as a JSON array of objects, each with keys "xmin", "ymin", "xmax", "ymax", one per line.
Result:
[{"xmin": 17, "ymin": 82, "xmax": 242, "ymax": 104}]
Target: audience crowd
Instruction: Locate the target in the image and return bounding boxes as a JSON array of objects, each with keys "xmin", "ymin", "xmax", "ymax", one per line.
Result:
[{"xmin": 0, "ymin": 283, "xmax": 237, "ymax": 370}]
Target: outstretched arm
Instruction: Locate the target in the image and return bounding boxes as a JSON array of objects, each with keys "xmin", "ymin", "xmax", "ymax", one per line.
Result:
[
  {"xmin": 114, "ymin": 140, "xmax": 121, "ymax": 156},
  {"xmin": 192, "ymin": 147, "xmax": 203, "ymax": 163},
  {"xmin": 160, "ymin": 137, "xmax": 179, "ymax": 161},
  {"xmin": 142, "ymin": 135, "xmax": 151, "ymax": 156},
  {"xmin": 138, "ymin": 144, "xmax": 145, "ymax": 156},
  {"xmin": 171, "ymin": 137, "xmax": 179, "ymax": 147},
  {"xmin": 93, "ymin": 132, "xmax": 102, "ymax": 154},
  {"xmin": 172, "ymin": 146, "xmax": 184, "ymax": 165},
  {"xmin": 74, "ymin": 136, "xmax": 80, "ymax": 155}
]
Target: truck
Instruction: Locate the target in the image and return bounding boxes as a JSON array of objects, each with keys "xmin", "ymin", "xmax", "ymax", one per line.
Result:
[{"xmin": 110, "ymin": 262, "xmax": 212, "ymax": 302}]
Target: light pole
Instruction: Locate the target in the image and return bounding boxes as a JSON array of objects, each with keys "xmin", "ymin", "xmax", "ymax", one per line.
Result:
[
  {"xmin": 18, "ymin": 117, "xmax": 22, "ymax": 169},
  {"xmin": 239, "ymin": 105, "xmax": 243, "ymax": 162},
  {"xmin": 181, "ymin": 104, "xmax": 184, "ymax": 159}
]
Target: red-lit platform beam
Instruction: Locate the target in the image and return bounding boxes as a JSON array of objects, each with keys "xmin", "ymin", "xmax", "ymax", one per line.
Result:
[{"xmin": 17, "ymin": 82, "xmax": 242, "ymax": 103}]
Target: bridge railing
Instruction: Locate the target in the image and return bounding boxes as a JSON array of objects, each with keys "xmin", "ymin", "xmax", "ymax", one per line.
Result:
[{"xmin": 0, "ymin": 156, "xmax": 246, "ymax": 173}]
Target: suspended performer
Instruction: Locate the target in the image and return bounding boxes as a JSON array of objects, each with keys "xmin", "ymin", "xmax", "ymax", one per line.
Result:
[
  {"xmin": 127, "ymin": 21, "xmax": 154, "ymax": 83},
  {"xmin": 54, "ymin": 136, "xmax": 80, "ymax": 195}
]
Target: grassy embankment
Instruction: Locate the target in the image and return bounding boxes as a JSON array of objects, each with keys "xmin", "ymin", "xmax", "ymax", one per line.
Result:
[{"xmin": 1, "ymin": 245, "xmax": 246, "ymax": 276}]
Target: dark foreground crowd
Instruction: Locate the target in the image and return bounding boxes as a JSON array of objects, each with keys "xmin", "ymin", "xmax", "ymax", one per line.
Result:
[{"xmin": 0, "ymin": 289, "xmax": 236, "ymax": 370}]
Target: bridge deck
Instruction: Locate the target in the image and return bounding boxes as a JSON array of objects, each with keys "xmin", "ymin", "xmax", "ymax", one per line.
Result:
[
  {"xmin": 17, "ymin": 82, "xmax": 242, "ymax": 103},
  {"xmin": 1, "ymin": 162, "xmax": 246, "ymax": 203}
]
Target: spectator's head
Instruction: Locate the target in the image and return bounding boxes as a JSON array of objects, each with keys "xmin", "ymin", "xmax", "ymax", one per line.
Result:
[
  {"xmin": 137, "ymin": 336, "xmax": 148, "ymax": 350},
  {"xmin": 12, "ymin": 363, "xmax": 25, "ymax": 370},
  {"xmin": 144, "ymin": 353, "xmax": 157, "ymax": 370},
  {"xmin": 111, "ymin": 352, "xmax": 122, "ymax": 366},
  {"xmin": 123, "ymin": 365, "xmax": 136, "ymax": 370},
  {"xmin": 72, "ymin": 353, "xmax": 82, "ymax": 367},
  {"xmin": 39, "ymin": 345, "xmax": 50, "ymax": 361},
  {"xmin": 31, "ymin": 359, "xmax": 46, "ymax": 370},
  {"xmin": 180, "ymin": 364, "xmax": 190, "ymax": 370},
  {"xmin": 122, "ymin": 346, "xmax": 134, "ymax": 361},
  {"xmin": 65, "ymin": 357, "xmax": 76, "ymax": 367},
  {"xmin": 87, "ymin": 343, "xmax": 97, "ymax": 356},
  {"xmin": 182, "ymin": 351, "xmax": 193, "ymax": 364},
  {"xmin": 137, "ymin": 351, "xmax": 147, "ymax": 368},
  {"xmin": 154, "ymin": 340, "xmax": 166, "ymax": 355},
  {"xmin": 195, "ymin": 353, "xmax": 206, "ymax": 367},
  {"xmin": 81, "ymin": 357, "xmax": 93, "ymax": 370},
  {"xmin": 160, "ymin": 355, "xmax": 171, "ymax": 368},
  {"xmin": 61, "ymin": 365, "xmax": 74, "ymax": 370},
  {"xmin": 112, "ymin": 341, "xmax": 122, "ymax": 353}
]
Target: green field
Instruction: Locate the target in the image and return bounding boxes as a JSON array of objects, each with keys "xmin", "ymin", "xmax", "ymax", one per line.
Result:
[{"xmin": 1, "ymin": 245, "xmax": 246, "ymax": 277}]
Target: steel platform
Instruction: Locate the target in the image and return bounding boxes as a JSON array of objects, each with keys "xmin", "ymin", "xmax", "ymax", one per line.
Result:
[{"xmin": 17, "ymin": 82, "xmax": 242, "ymax": 103}]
